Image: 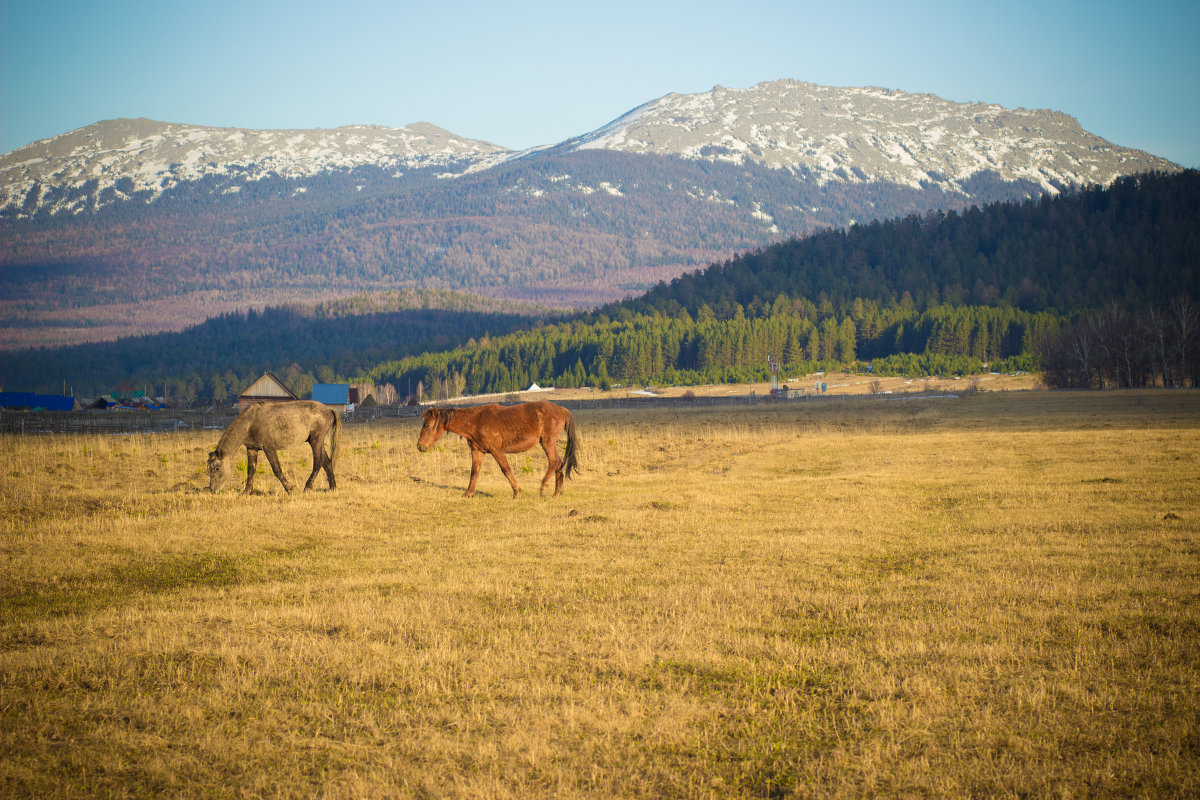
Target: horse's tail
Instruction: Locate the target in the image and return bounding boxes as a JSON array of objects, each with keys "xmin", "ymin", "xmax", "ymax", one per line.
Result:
[
  {"xmin": 561, "ymin": 409, "xmax": 581, "ymax": 480},
  {"xmin": 327, "ymin": 407, "xmax": 341, "ymax": 467}
]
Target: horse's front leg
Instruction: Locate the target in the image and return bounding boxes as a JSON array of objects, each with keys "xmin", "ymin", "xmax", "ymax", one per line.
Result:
[
  {"xmin": 263, "ymin": 448, "xmax": 294, "ymax": 494},
  {"xmin": 243, "ymin": 449, "xmax": 259, "ymax": 494},
  {"xmin": 463, "ymin": 446, "xmax": 484, "ymax": 498},
  {"xmin": 490, "ymin": 450, "xmax": 521, "ymax": 499}
]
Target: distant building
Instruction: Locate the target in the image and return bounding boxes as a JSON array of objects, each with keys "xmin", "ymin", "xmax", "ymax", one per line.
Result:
[
  {"xmin": 237, "ymin": 372, "xmax": 297, "ymax": 410},
  {"xmin": 312, "ymin": 383, "xmax": 356, "ymax": 413},
  {"xmin": 0, "ymin": 392, "xmax": 77, "ymax": 411}
]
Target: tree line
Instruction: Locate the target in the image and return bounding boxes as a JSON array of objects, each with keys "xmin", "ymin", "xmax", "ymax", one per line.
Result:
[
  {"xmin": 363, "ymin": 171, "xmax": 1199, "ymax": 397},
  {"xmin": 1040, "ymin": 298, "xmax": 1200, "ymax": 388},
  {"xmin": 628, "ymin": 170, "xmax": 1199, "ymax": 316},
  {"xmin": 361, "ymin": 292, "xmax": 1199, "ymax": 400},
  {"xmin": 361, "ymin": 298, "xmax": 1056, "ymax": 400},
  {"xmin": 2, "ymin": 170, "xmax": 1196, "ymax": 400},
  {"xmin": 0, "ymin": 290, "xmax": 552, "ymax": 400}
]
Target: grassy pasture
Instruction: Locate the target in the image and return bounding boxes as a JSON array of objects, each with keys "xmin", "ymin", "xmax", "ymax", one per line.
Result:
[{"xmin": 2, "ymin": 390, "xmax": 1198, "ymax": 798}]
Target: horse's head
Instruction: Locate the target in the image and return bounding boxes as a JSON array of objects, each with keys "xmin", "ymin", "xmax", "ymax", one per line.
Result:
[
  {"xmin": 207, "ymin": 450, "xmax": 233, "ymax": 493},
  {"xmin": 416, "ymin": 407, "xmax": 449, "ymax": 452}
]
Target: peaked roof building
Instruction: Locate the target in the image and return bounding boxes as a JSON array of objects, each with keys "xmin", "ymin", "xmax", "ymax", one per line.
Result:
[{"xmin": 237, "ymin": 372, "xmax": 297, "ymax": 408}]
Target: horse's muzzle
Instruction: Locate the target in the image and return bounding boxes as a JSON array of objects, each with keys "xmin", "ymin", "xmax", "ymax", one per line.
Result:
[{"xmin": 417, "ymin": 444, "xmax": 428, "ymax": 453}]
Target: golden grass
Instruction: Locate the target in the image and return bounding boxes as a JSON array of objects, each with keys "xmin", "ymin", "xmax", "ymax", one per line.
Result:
[{"xmin": 2, "ymin": 390, "xmax": 1198, "ymax": 798}]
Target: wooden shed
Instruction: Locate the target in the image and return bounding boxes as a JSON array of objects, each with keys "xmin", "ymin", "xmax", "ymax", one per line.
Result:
[{"xmin": 237, "ymin": 372, "xmax": 297, "ymax": 410}]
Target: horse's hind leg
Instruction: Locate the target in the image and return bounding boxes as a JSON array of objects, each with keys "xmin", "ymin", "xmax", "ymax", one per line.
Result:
[
  {"xmin": 322, "ymin": 444, "xmax": 336, "ymax": 490},
  {"xmin": 304, "ymin": 435, "xmax": 324, "ymax": 491},
  {"xmin": 540, "ymin": 438, "xmax": 561, "ymax": 497}
]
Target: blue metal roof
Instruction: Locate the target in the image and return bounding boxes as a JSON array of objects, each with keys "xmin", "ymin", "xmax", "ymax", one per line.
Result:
[
  {"xmin": 0, "ymin": 392, "xmax": 75, "ymax": 411},
  {"xmin": 312, "ymin": 383, "xmax": 349, "ymax": 404}
]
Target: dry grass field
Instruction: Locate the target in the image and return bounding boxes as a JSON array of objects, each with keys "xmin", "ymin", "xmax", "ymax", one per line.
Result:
[{"xmin": 2, "ymin": 390, "xmax": 1198, "ymax": 798}]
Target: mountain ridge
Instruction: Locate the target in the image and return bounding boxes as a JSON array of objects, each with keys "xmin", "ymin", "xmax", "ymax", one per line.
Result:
[
  {"xmin": 566, "ymin": 80, "xmax": 1174, "ymax": 192},
  {"xmin": 0, "ymin": 79, "xmax": 1184, "ymax": 350},
  {"xmin": 2, "ymin": 79, "xmax": 1178, "ymax": 219},
  {"xmin": 0, "ymin": 117, "xmax": 507, "ymax": 217}
]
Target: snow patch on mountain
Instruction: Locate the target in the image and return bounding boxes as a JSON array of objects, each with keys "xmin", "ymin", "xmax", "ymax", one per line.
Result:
[
  {"xmin": 566, "ymin": 79, "xmax": 1177, "ymax": 194},
  {"xmin": 0, "ymin": 80, "xmax": 1181, "ymax": 219},
  {"xmin": 0, "ymin": 119, "xmax": 509, "ymax": 216}
]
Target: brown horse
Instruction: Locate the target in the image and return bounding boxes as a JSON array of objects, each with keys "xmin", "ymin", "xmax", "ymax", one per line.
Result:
[
  {"xmin": 208, "ymin": 400, "xmax": 340, "ymax": 494},
  {"xmin": 416, "ymin": 400, "xmax": 580, "ymax": 498}
]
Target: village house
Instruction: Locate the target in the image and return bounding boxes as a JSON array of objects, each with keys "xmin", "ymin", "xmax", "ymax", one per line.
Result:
[{"xmin": 237, "ymin": 372, "xmax": 297, "ymax": 411}]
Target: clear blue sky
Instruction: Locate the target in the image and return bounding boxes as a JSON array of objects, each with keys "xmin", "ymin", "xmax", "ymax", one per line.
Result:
[{"xmin": 2, "ymin": 0, "xmax": 1197, "ymax": 167}]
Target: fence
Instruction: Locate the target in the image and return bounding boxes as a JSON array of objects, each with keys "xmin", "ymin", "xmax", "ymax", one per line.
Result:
[
  {"xmin": 0, "ymin": 410, "xmax": 238, "ymax": 436},
  {"xmin": 1, "ymin": 391, "xmax": 958, "ymax": 436}
]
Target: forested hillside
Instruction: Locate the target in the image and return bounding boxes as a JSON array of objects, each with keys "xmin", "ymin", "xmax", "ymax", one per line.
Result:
[
  {"xmin": 3, "ymin": 170, "xmax": 1196, "ymax": 399},
  {"xmin": 629, "ymin": 170, "xmax": 1199, "ymax": 315},
  {"xmin": 363, "ymin": 301, "xmax": 1056, "ymax": 400},
  {"xmin": 364, "ymin": 171, "xmax": 1200, "ymax": 396},
  {"xmin": 0, "ymin": 291, "xmax": 552, "ymax": 399},
  {"xmin": 0, "ymin": 149, "xmax": 1037, "ymax": 346}
]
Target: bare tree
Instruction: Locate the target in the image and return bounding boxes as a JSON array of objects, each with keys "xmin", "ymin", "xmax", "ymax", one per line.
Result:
[
  {"xmin": 1042, "ymin": 299, "xmax": 1198, "ymax": 390},
  {"xmin": 1170, "ymin": 296, "xmax": 1199, "ymax": 387},
  {"xmin": 1040, "ymin": 322, "xmax": 1094, "ymax": 389},
  {"xmin": 1067, "ymin": 324, "xmax": 1099, "ymax": 388},
  {"xmin": 377, "ymin": 383, "xmax": 399, "ymax": 406},
  {"xmin": 1088, "ymin": 302, "xmax": 1149, "ymax": 387},
  {"xmin": 1141, "ymin": 307, "xmax": 1174, "ymax": 387}
]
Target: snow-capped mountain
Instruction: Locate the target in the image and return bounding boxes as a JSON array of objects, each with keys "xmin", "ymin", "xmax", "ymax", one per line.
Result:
[
  {"xmin": 0, "ymin": 80, "xmax": 1186, "ymax": 350},
  {"xmin": 567, "ymin": 80, "xmax": 1176, "ymax": 193},
  {"xmin": 0, "ymin": 118, "xmax": 507, "ymax": 216},
  {"xmin": 0, "ymin": 79, "xmax": 1178, "ymax": 219}
]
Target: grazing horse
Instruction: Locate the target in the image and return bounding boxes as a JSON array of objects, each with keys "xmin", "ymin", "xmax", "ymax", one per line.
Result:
[
  {"xmin": 208, "ymin": 400, "xmax": 340, "ymax": 494},
  {"xmin": 416, "ymin": 400, "xmax": 580, "ymax": 498}
]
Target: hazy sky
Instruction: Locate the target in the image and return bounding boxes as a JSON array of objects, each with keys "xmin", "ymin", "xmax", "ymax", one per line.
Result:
[{"xmin": 2, "ymin": 0, "xmax": 1197, "ymax": 166}]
